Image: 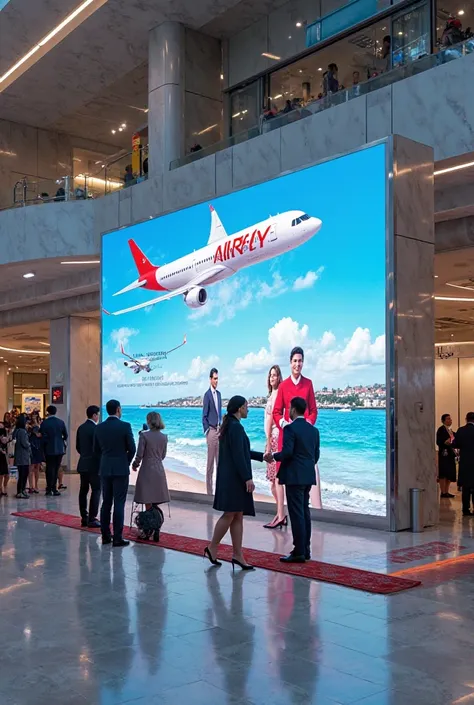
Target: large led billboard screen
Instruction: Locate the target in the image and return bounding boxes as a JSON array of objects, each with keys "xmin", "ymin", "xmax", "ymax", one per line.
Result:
[{"xmin": 102, "ymin": 143, "xmax": 387, "ymax": 516}]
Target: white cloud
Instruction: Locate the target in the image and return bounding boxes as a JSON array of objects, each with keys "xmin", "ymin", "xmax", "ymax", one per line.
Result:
[
  {"xmin": 256, "ymin": 272, "xmax": 287, "ymax": 300},
  {"xmin": 293, "ymin": 266, "xmax": 324, "ymax": 291},
  {"xmin": 233, "ymin": 318, "xmax": 385, "ymax": 383},
  {"xmin": 188, "ymin": 355, "xmax": 219, "ymax": 381},
  {"xmin": 110, "ymin": 327, "xmax": 139, "ymax": 352},
  {"xmin": 188, "ymin": 276, "xmax": 253, "ymax": 326},
  {"xmin": 102, "ymin": 361, "xmax": 126, "ymax": 389}
]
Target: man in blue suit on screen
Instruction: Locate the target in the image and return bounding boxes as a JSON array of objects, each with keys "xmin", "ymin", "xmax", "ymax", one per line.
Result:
[
  {"xmin": 202, "ymin": 368, "xmax": 222, "ymax": 495},
  {"xmin": 267, "ymin": 396, "xmax": 320, "ymax": 563}
]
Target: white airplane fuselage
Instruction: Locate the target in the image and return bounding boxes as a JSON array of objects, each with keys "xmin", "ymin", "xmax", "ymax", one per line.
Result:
[{"xmin": 152, "ymin": 210, "xmax": 321, "ymax": 292}]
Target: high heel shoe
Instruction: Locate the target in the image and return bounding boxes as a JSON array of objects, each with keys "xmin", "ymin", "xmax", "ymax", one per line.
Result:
[
  {"xmin": 232, "ymin": 558, "xmax": 255, "ymax": 571},
  {"xmin": 203, "ymin": 546, "xmax": 222, "ymax": 566},
  {"xmin": 264, "ymin": 516, "xmax": 288, "ymax": 530}
]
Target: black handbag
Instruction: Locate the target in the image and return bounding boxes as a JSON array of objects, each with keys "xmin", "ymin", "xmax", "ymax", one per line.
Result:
[{"xmin": 134, "ymin": 505, "xmax": 164, "ymax": 542}]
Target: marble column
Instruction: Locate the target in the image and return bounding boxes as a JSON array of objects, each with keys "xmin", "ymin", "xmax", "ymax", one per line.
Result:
[
  {"xmin": 0, "ymin": 363, "xmax": 7, "ymax": 418},
  {"xmin": 148, "ymin": 21, "xmax": 185, "ymax": 175},
  {"xmin": 390, "ymin": 135, "xmax": 436, "ymax": 531},
  {"xmin": 49, "ymin": 317, "xmax": 100, "ymax": 471}
]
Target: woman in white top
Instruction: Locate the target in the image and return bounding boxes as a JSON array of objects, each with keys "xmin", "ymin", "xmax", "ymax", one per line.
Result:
[{"xmin": 263, "ymin": 365, "xmax": 287, "ymax": 529}]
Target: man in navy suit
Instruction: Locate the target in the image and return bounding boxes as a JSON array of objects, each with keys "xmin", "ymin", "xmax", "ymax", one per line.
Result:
[
  {"xmin": 268, "ymin": 396, "xmax": 320, "ymax": 563},
  {"xmin": 76, "ymin": 405, "xmax": 101, "ymax": 528},
  {"xmin": 93, "ymin": 399, "xmax": 136, "ymax": 547},
  {"xmin": 40, "ymin": 405, "xmax": 68, "ymax": 496},
  {"xmin": 202, "ymin": 367, "xmax": 222, "ymax": 495}
]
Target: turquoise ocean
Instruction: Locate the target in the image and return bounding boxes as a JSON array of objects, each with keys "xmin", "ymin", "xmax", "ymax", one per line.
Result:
[{"xmin": 123, "ymin": 406, "xmax": 386, "ymax": 516}]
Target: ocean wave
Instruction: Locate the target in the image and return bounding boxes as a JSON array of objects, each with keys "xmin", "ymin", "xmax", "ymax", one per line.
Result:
[
  {"xmin": 172, "ymin": 437, "xmax": 207, "ymax": 448},
  {"xmin": 320, "ymin": 481, "xmax": 385, "ymax": 504}
]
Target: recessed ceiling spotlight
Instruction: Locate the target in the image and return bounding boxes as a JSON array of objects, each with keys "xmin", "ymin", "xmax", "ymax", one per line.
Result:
[
  {"xmin": 118, "ymin": 127, "xmax": 123, "ymax": 132},
  {"xmin": 23, "ymin": 272, "xmax": 35, "ymax": 279},
  {"xmin": 121, "ymin": 123, "xmax": 126, "ymax": 128},
  {"xmin": 318, "ymin": 67, "xmax": 322, "ymax": 71},
  {"xmin": 296, "ymin": 21, "xmax": 302, "ymax": 27},
  {"xmin": 111, "ymin": 129, "xmax": 116, "ymax": 134},
  {"xmin": 458, "ymin": 9, "xmax": 465, "ymax": 15},
  {"xmin": 220, "ymin": 73, "xmax": 224, "ymax": 80},
  {"xmin": 288, "ymin": 35, "xmax": 292, "ymax": 39}
]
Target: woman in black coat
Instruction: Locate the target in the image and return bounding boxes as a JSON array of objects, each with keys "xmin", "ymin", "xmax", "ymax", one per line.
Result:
[
  {"xmin": 436, "ymin": 413, "xmax": 457, "ymax": 498},
  {"xmin": 205, "ymin": 396, "xmax": 264, "ymax": 571}
]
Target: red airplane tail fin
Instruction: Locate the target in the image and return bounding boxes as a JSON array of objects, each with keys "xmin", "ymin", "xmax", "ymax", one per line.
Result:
[{"xmin": 128, "ymin": 239, "xmax": 155, "ymax": 277}]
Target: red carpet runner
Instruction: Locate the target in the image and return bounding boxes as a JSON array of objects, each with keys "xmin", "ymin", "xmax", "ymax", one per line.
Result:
[{"xmin": 12, "ymin": 509, "xmax": 421, "ymax": 594}]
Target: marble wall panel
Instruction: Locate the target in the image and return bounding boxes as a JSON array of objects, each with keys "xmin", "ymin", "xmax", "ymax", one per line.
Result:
[
  {"xmin": 394, "ymin": 236, "xmax": 436, "ymax": 530},
  {"xmin": 119, "ymin": 187, "xmax": 132, "ymax": 227},
  {"xmin": 9, "ymin": 121, "xmax": 38, "ymax": 177},
  {"xmin": 215, "ymin": 149, "xmax": 233, "ymax": 196},
  {"xmin": 185, "ymin": 29, "xmax": 222, "ymax": 102},
  {"xmin": 229, "ymin": 18, "xmax": 269, "ymax": 87},
  {"xmin": 393, "ymin": 135, "xmax": 434, "ymax": 244},
  {"xmin": 366, "ymin": 85, "xmax": 392, "ymax": 143},
  {"xmin": 232, "ymin": 128, "xmax": 281, "ymax": 189},
  {"xmin": 23, "ymin": 200, "xmax": 96, "ymax": 260},
  {"xmin": 163, "ymin": 154, "xmax": 216, "ymax": 213},
  {"xmin": 393, "ymin": 52, "xmax": 474, "ymax": 160},
  {"xmin": 436, "ymin": 216, "xmax": 474, "ymax": 252},
  {"xmin": 131, "ymin": 175, "xmax": 164, "ymax": 223},
  {"xmin": 184, "ymin": 93, "xmax": 223, "ymax": 151},
  {"xmin": 94, "ymin": 190, "xmax": 120, "ymax": 238},
  {"xmin": 37, "ymin": 129, "xmax": 59, "ymax": 179},
  {"xmin": 280, "ymin": 95, "xmax": 367, "ymax": 172}
]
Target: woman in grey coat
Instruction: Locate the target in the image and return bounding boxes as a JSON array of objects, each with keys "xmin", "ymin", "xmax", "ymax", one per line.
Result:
[
  {"xmin": 13, "ymin": 414, "xmax": 31, "ymax": 499},
  {"xmin": 132, "ymin": 412, "xmax": 170, "ymax": 509}
]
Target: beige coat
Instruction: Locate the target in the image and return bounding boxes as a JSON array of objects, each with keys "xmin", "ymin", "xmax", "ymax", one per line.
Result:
[{"xmin": 133, "ymin": 430, "xmax": 170, "ymax": 505}]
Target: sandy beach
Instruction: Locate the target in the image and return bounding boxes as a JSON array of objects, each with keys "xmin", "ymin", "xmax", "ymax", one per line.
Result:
[{"xmin": 165, "ymin": 468, "xmax": 274, "ymax": 504}]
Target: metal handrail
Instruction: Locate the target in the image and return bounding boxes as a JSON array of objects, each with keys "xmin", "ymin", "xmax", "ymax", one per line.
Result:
[{"xmin": 170, "ymin": 37, "xmax": 474, "ymax": 170}]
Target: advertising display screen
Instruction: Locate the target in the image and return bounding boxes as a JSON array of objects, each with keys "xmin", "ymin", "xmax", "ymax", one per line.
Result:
[{"xmin": 101, "ymin": 143, "xmax": 387, "ymax": 516}]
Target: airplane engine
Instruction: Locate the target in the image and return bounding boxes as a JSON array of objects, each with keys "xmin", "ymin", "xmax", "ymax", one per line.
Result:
[
  {"xmin": 123, "ymin": 361, "xmax": 130, "ymax": 367},
  {"xmin": 184, "ymin": 287, "xmax": 207, "ymax": 309}
]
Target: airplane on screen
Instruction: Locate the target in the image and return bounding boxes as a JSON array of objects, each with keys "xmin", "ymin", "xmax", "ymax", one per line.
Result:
[
  {"xmin": 105, "ymin": 205, "xmax": 322, "ymax": 316},
  {"xmin": 120, "ymin": 335, "xmax": 187, "ymax": 374}
]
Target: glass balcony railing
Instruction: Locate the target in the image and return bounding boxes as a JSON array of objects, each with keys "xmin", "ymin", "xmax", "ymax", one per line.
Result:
[
  {"xmin": 170, "ymin": 38, "xmax": 474, "ymax": 170},
  {"xmin": 4, "ymin": 146, "xmax": 149, "ymax": 210}
]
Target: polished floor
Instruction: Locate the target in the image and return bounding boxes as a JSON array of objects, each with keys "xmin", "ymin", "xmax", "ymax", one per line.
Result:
[{"xmin": 1, "ymin": 476, "xmax": 474, "ymax": 705}]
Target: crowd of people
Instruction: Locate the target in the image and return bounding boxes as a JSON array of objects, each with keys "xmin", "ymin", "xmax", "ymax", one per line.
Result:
[{"xmin": 437, "ymin": 411, "xmax": 474, "ymax": 516}]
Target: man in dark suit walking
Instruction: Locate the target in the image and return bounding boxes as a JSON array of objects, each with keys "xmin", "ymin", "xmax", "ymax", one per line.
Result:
[
  {"xmin": 94, "ymin": 399, "xmax": 136, "ymax": 547},
  {"xmin": 40, "ymin": 405, "xmax": 68, "ymax": 496},
  {"xmin": 202, "ymin": 367, "xmax": 222, "ymax": 495},
  {"xmin": 76, "ymin": 405, "xmax": 101, "ymax": 528},
  {"xmin": 455, "ymin": 412, "xmax": 474, "ymax": 516},
  {"xmin": 267, "ymin": 396, "xmax": 320, "ymax": 563}
]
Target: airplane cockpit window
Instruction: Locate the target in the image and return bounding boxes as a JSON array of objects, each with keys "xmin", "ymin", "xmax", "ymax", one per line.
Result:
[{"xmin": 300, "ymin": 214, "xmax": 310, "ymax": 221}]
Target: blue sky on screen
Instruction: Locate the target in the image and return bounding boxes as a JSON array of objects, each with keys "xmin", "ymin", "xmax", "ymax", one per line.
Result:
[{"xmin": 102, "ymin": 143, "xmax": 387, "ymax": 404}]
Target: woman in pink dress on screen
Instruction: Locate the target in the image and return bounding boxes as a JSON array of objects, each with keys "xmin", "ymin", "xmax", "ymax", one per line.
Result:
[{"xmin": 263, "ymin": 365, "xmax": 288, "ymax": 529}]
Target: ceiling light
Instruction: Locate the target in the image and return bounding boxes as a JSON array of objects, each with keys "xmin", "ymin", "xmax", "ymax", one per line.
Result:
[
  {"xmin": 60, "ymin": 260, "xmax": 100, "ymax": 265},
  {"xmin": 121, "ymin": 123, "xmax": 126, "ymax": 128},
  {"xmin": 262, "ymin": 52, "xmax": 281, "ymax": 60},
  {"xmin": 0, "ymin": 345, "xmax": 50, "ymax": 355},
  {"xmin": 288, "ymin": 35, "xmax": 292, "ymax": 39},
  {"xmin": 299, "ymin": 69, "xmax": 303, "ymax": 73},
  {"xmin": 434, "ymin": 160, "xmax": 474, "ymax": 176},
  {"xmin": 318, "ymin": 67, "xmax": 322, "ymax": 71},
  {"xmin": 39, "ymin": 342, "xmax": 50, "ymax": 347},
  {"xmin": 435, "ymin": 296, "xmax": 474, "ymax": 302},
  {"xmin": 398, "ymin": 31, "xmax": 403, "ymax": 35},
  {"xmin": 23, "ymin": 272, "xmax": 35, "ymax": 279},
  {"xmin": 232, "ymin": 112, "xmax": 241, "ymax": 118},
  {"xmin": 273, "ymin": 94, "xmax": 283, "ymax": 99},
  {"xmin": 196, "ymin": 124, "xmax": 218, "ymax": 135},
  {"xmin": 220, "ymin": 73, "xmax": 224, "ymax": 80},
  {"xmin": 118, "ymin": 127, "xmax": 123, "ymax": 132},
  {"xmin": 458, "ymin": 9, "xmax": 465, "ymax": 15},
  {"xmin": 111, "ymin": 129, "xmax": 116, "ymax": 134},
  {"xmin": 296, "ymin": 21, "xmax": 302, "ymax": 27},
  {"xmin": 0, "ymin": 0, "xmax": 105, "ymax": 91},
  {"xmin": 434, "ymin": 275, "xmax": 439, "ymax": 278},
  {"xmin": 435, "ymin": 341, "xmax": 474, "ymax": 346}
]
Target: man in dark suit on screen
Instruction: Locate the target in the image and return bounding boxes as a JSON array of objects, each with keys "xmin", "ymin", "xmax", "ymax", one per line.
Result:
[
  {"xmin": 94, "ymin": 399, "xmax": 136, "ymax": 547},
  {"xmin": 76, "ymin": 405, "xmax": 101, "ymax": 528},
  {"xmin": 266, "ymin": 396, "xmax": 320, "ymax": 563},
  {"xmin": 202, "ymin": 367, "xmax": 222, "ymax": 495}
]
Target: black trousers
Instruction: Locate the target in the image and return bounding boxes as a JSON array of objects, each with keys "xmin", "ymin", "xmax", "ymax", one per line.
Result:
[
  {"xmin": 462, "ymin": 487, "xmax": 474, "ymax": 513},
  {"xmin": 286, "ymin": 484, "xmax": 312, "ymax": 558},
  {"xmin": 79, "ymin": 472, "xmax": 101, "ymax": 522},
  {"xmin": 100, "ymin": 475, "xmax": 129, "ymax": 541},
  {"xmin": 45, "ymin": 455, "xmax": 63, "ymax": 492},
  {"xmin": 17, "ymin": 465, "xmax": 29, "ymax": 495}
]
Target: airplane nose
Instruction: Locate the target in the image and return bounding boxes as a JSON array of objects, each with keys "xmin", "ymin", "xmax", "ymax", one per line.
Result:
[{"xmin": 313, "ymin": 217, "xmax": 322, "ymax": 231}]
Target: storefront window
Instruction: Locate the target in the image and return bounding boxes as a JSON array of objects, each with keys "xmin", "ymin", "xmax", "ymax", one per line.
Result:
[
  {"xmin": 436, "ymin": 1, "xmax": 473, "ymax": 48},
  {"xmin": 391, "ymin": 2, "xmax": 430, "ymax": 66},
  {"xmin": 268, "ymin": 19, "xmax": 390, "ymax": 115},
  {"xmin": 230, "ymin": 81, "xmax": 261, "ymax": 135}
]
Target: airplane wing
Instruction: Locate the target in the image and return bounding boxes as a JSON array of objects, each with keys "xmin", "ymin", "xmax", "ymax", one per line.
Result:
[{"xmin": 105, "ymin": 267, "xmax": 228, "ymax": 316}]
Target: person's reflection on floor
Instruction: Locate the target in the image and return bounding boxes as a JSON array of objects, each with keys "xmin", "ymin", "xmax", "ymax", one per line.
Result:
[
  {"xmin": 76, "ymin": 542, "xmax": 133, "ymax": 697},
  {"xmin": 206, "ymin": 570, "xmax": 255, "ymax": 701},
  {"xmin": 278, "ymin": 579, "xmax": 319, "ymax": 702},
  {"xmin": 135, "ymin": 545, "xmax": 167, "ymax": 675}
]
